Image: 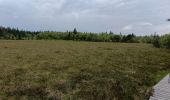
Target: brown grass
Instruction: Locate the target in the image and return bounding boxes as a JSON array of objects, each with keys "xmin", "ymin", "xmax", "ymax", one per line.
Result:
[{"xmin": 0, "ymin": 40, "xmax": 170, "ymax": 100}]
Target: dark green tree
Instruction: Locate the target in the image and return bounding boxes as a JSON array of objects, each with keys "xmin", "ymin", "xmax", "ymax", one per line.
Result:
[
  {"xmin": 73, "ymin": 28, "xmax": 77, "ymax": 35},
  {"xmin": 152, "ymin": 34, "xmax": 160, "ymax": 48}
]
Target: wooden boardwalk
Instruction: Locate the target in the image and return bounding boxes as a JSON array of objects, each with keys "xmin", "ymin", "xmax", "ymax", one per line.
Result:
[{"xmin": 150, "ymin": 74, "xmax": 170, "ymax": 100}]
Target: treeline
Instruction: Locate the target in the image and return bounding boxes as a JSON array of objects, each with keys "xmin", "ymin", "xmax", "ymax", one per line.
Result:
[
  {"xmin": 0, "ymin": 26, "xmax": 39, "ymax": 40},
  {"xmin": 36, "ymin": 30, "xmax": 170, "ymax": 49},
  {"xmin": 151, "ymin": 34, "xmax": 170, "ymax": 49},
  {"xmin": 0, "ymin": 26, "xmax": 170, "ymax": 49},
  {"xmin": 0, "ymin": 26, "xmax": 138, "ymax": 43},
  {"xmin": 37, "ymin": 29, "xmax": 138, "ymax": 43}
]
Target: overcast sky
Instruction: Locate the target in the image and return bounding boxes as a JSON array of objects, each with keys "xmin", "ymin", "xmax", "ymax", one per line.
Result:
[{"xmin": 0, "ymin": 0, "xmax": 170, "ymax": 35}]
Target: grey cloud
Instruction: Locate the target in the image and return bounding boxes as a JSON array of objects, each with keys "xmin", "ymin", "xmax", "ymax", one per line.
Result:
[{"xmin": 0, "ymin": 0, "xmax": 170, "ymax": 35}]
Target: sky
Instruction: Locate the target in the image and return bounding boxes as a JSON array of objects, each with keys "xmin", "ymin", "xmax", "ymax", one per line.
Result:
[{"xmin": 0, "ymin": 0, "xmax": 170, "ymax": 35}]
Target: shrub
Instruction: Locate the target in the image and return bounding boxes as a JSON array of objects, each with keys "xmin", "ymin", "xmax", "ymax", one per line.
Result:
[
  {"xmin": 138, "ymin": 36, "xmax": 153, "ymax": 43},
  {"xmin": 152, "ymin": 35, "xmax": 160, "ymax": 48},
  {"xmin": 160, "ymin": 34, "xmax": 170, "ymax": 48},
  {"xmin": 121, "ymin": 34, "xmax": 138, "ymax": 43},
  {"xmin": 111, "ymin": 35, "xmax": 121, "ymax": 42}
]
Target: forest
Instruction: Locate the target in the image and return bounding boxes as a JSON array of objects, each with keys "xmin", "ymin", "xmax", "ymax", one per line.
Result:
[
  {"xmin": 0, "ymin": 26, "xmax": 138, "ymax": 42},
  {"xmin": 0, "ymin": 26, "xmax": 170, "ymax": 49}
]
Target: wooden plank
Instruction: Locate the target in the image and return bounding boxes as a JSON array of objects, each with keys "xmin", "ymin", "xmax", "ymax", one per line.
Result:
[{"xmin": 150, "ymin": 74, "xmax": 170, "ymax": 100}]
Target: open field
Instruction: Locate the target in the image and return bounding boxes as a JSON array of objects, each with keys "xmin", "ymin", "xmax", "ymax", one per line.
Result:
[{"xmin": 0, "ymin": 40, "xmax": 170, "ymax": 100}]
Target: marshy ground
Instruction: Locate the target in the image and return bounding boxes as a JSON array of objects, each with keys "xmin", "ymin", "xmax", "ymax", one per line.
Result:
[{"xmin": 0, "ymin": 40, "xmax": 170, "ymax": 100}]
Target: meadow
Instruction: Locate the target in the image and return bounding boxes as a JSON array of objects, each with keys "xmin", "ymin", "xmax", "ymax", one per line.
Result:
[{"xmin": 0, "ymin": 40, "xmax": 170, "ymax": 100}]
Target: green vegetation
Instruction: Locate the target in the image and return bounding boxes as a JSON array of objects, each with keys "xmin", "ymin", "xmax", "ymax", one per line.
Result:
[
  {"xmin": 0, "ymin": 26, "xmax": 38, "ymax": 40},
  {"xmin": 0, "ymin": 41, "xmax": 170, "ymax": 100},
  {"xmin": 1, "ymin": 26, "xmax": 170, "ymax": 50},
  {"xmin": 36, "ymin": 32, "xmax": 138, "ymax": 43},
  {"xmin": 0, "ymin": 26, "xmax": 140, "ymax": 43},
  {"xmin": 152, "ymin": 34, "xmax": 160, "ymax": 48},
  {"xmin": 160, "ymin": 34, "xmax": 170, "ymax": 48},
  {"xmin": 149, "ymin": 33, "xmax": 170, "ymax": 49}
]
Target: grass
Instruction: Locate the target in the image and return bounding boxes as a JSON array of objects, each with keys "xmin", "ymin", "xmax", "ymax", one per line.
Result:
[
  {"xmin": 155, "ymin": 70, "xmax": 170, "ymax": 82},
  {"xmin": 0, "ymin": 40, "xmax": 170, "ymax": 100}
]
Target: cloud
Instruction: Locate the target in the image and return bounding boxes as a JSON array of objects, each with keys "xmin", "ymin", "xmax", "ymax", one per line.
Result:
[
  {"xmin": 123, "ymin": 25, "xmax": 133, "ymax": 30},
  {"xmin": 122, "ymin": 22, "xmax": 153, "ymax": 31},
  {"xmin": 0, "ymin": 0, "xmax": 170, "ymax": 35},
  {"xmin": 115, "ymin": 2, "xmax": 126, "ymax": 8},
  {"xmin": 139, "ymin": 22, "xmax": 153, "ymax": 26}
]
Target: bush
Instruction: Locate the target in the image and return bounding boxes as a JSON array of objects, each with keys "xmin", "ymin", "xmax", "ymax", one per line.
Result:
[
  {"xmin": 152, "ymin": 35, "xmax": 160, "ymax": 48},
  {"xmin": 111, "ymin": 35, "xmax": 121, "ymax": 42},
  {"xmin": 121, "ymin": 34, "xmax": 138, "ymax": 43},
  {"xmin": 160, "ymin": 34, "xmax": 170, "ymax": 48},
  {"xmin": 138, "ymin": 36, "xmax": 153, "ymax": 43}
]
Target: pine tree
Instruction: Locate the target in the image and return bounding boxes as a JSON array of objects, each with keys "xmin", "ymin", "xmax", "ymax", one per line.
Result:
[{"xmin": 73, "ymin": 28, "xmax": 77, "ymax": 35}]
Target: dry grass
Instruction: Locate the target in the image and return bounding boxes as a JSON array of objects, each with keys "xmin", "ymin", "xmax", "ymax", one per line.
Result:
[{"xmin": 0, "ymin": 40, "xmax": 170, "ymax": 100}]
